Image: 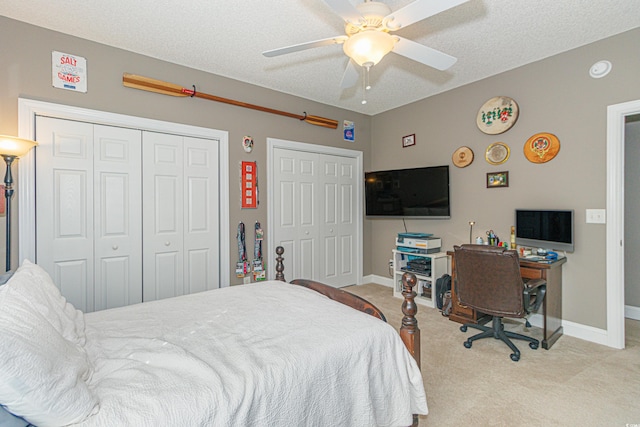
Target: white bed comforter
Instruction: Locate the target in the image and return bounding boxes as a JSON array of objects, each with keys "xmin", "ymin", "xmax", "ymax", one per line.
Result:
[{"xmin": 77, "ymin": 281, "xmax": 427, "ymax": 426}]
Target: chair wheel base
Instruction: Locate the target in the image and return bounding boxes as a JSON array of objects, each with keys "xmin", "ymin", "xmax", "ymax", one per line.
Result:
[
  {"xmin": 529, "ymin": 342, "xmax": 539, "ymax": 350},
  {"xmin": 460, "ymin": 325, "xmax": 467, "ymax": 332},
  {"xmin": 464, "ymin": 341, "xmax": 472, "ymax": 349},
  {"xmin": 510, "ymin": 353, "xmax": 520, "ymax": 362}
]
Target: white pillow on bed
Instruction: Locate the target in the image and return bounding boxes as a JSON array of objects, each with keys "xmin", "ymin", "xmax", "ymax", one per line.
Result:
[
  {"xmin": 0, "ymin": 261, "xmax": 98, "ymax": 425},
  {"xmin": 4, "ymin": 260, "xmax": 86, "ymax": 346}
]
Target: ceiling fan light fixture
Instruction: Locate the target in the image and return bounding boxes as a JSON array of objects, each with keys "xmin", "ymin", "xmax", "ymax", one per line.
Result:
[{"xmin": 343, "ymin": 30, "xmax": 395, "ymax": 67}]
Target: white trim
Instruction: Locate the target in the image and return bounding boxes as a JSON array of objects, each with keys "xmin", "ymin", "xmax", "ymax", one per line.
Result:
[
  {"xmin": 606, "ymin": 99, "xmax": 640, "ymax": 349},
  {"xmin": 266, "ymin": 138, "xmax": 363, "ymax": 284},
  {"xmin": 17, "ymin": 98, "xmax": 230, "ymax": 286},
  {"xmin": 625, "ymin": 305, "xmax": 640, "ymax": 321},
  {"xmin": 365, "ymin": 274, "xmax": 393, "ymax": 288}
]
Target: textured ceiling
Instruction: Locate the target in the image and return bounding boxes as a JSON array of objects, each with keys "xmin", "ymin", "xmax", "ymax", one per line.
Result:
[{"xmin": 2, "ymin": 0, "xmax": 639, "ymax": 115}]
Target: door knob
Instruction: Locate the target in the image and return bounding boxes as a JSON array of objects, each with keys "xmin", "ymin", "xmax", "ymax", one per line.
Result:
[
  {"xmin": 165, "ymin": 241, "xmax": 171, "ymax": 246},
  {"xmin": 112, "ymin": 245, "xmax": 118, "ymax": 250}
]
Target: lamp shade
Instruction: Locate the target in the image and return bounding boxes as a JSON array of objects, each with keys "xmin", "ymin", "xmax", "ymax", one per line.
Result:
[
  {"xmin": 0, "ymin": 135, "xmax": 38, "ymax": 157},
  {"xmin": 343, "ymin": 30, "xmax": 396, "ymax": 67}
]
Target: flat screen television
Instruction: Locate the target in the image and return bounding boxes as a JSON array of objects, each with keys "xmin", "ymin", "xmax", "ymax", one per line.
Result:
[
  {"xmin": 365, "ymin": 165, "xmax": 450, "ymax": 219},
  {"xmin": 515, "ymin": 209, "xmax": 574, "ymax": 252}
]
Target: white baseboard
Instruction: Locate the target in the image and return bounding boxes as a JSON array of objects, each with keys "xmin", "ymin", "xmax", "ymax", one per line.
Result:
[
  {"xmin": 625, "ymin": 305, "xmax": 640, "ymax": 321},
  {"xmin": 363, "ymin": 274, "xmax": 393, "ymax": 288}
]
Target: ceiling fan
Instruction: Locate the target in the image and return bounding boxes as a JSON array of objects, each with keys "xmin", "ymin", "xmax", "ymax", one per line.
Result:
[{"xmin": 263, "ymin": 0, "xmax": 469, "ymax": 94}]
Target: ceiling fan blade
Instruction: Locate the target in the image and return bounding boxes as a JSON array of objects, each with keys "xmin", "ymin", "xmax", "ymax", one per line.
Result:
[
  {"xmin": 392, "ymin": 36, "xmax": 457, "ymax": 70},
  {"xmin": 384, "ymin": 0, "xmax": 470, "ymax": 30},
  {"xmin": 340, "ymin": 59, "xmax": 360, "ymax": 89},
  {"xmin": 262, "ymin": 36, "xmax": 348, "ymax": 57},
  {"xmin": 322, "ymin": 0, "xmax": 363, "ymax": 24}
]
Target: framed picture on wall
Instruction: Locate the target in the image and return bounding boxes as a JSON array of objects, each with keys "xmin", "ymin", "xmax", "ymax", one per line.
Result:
[
  {"xmin": 486, "ymin": 171, "xmax": 509, "ymax": 188},
  {"xmin": 402, "ymin": 134, "xmax": 415, "ymax": 148}
]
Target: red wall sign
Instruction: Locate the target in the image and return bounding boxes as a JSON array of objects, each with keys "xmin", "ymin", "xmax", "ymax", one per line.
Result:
[{"xmin": 241, "ymin": 161, "xmax": 257, "ymax": 208}]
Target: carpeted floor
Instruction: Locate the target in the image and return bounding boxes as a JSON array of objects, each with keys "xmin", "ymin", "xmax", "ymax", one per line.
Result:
[{"xmin": 345, "ymin": 283, "xmax": 640, "ymax": 427}]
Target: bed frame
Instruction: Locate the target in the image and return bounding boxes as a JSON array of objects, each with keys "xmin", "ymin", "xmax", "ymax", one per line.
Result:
[{"xmin": 273, "ymin": 246, "xmax": 421, "ymax": 369}]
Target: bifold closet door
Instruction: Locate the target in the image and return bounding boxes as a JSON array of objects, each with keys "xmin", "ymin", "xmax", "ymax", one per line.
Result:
[
  {"xmin": 142, "ymin": 131, "xmax": 219, "ymax": 302},
  {"xmin": 35, "ymin": 116, "xmax": 142, "ymax": 312},
  {"xmin": 273, "ymin": 148, "xmax": 357, "ymax": 287}
]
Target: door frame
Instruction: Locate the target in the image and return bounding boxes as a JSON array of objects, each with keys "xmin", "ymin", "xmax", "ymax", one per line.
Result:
[
  {"xmin": 606, "ymin": 98, "xmax": 640, "ymax": 349},
  {"xmin": 267, "ymin": 138, "xmax": 363, "ymax": 284},
  {"xmin": 17, "ymin": 98, "xmax": 230, "ymax": 286}
]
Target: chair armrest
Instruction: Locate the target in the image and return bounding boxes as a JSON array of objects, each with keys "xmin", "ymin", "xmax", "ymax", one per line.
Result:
[
  {"xmin": 524, "ymin": 279, "xmax": 546, "ymax": 313},
  {"xmin": 525, "ymin": 278, "xmax": 546, "ymax": 290}
]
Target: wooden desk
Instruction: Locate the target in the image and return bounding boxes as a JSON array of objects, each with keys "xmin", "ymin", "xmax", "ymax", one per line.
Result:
[{"xmin": 447, "ymin": 251, "xmax": 566, "ymax": 350}]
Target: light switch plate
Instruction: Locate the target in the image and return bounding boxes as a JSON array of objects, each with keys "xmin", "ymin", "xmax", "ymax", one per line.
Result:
[{"xmin": 586, "ymin": 209, "xmax": 606, "ymax": 224}]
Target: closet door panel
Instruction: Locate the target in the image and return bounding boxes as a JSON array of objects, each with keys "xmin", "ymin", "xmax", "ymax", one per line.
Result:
[
  {"xmin": 93, "ymin": 125, "xmax": 142, "ymax": 310},
  {"xmin": 36, "ymin": 117, "xmax": 95, "ymax": 312},
  {"xmin": 143, "ymin": 132, "xmax": 184, "ymax": 301},
  {"xmin": 183, "ymin": 137, "xmax": 219, "ymax": 293}
]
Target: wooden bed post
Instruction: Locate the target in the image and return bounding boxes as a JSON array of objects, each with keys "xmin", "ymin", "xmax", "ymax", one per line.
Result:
[
  {"xmin": 400, "ymin": 272, "xmax": 421, "ymax": 369},
  {"xmin": 275, "ymin": 246, "xmax": 285, "ymax": 281}
]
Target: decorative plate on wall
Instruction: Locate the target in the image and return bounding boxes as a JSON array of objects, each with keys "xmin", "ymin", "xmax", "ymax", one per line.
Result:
[
  {"xmin": 476, "ymin": 96, "xmax": 519, "ymax": 135},
  {"xmin": 524, "ymin": 132, "xmax": 560, "ymax": 163},
  {"xmin": 452, "ymin": 146, "xmax": 474, "ymax": 168},
  {"xmin": 485, "ymin": 142, "xmax": 510, "ymax": 165}
]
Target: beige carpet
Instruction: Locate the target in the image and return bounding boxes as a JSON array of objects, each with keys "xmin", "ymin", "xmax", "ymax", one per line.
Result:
[{"xmin": 345, "ymin": 283, "xmax": 640, "ymax": 427}]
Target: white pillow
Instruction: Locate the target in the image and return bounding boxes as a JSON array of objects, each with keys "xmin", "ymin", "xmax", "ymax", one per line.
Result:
[
  {"xmin": 0, "ymin": 266, "xmax": 98, "ymax": 425},
  {"xmin": 4, "ymin": 260, "xmax": 86, "ymax": 346}
]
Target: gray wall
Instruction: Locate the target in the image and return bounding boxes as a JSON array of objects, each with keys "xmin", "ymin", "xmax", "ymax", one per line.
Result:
[
  {"xmin": 625, "ymin": 115, "xmax": 640, "ymax": 307},
  {"xmin": 369, "ymin": 28, "xmax": 640, "ymax": 329},
  {"xmin": 2, "ymin": 16, "xmax": 640, "ymax": 329},
  {"xmin": 0, "ymin": 17, "xmax": 372, "ymax": 284}
]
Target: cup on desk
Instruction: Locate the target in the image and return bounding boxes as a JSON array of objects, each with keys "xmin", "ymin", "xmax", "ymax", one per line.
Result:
[{"xmin": 475, "ymin": 237, "xmax": 484, "ymax": 244}]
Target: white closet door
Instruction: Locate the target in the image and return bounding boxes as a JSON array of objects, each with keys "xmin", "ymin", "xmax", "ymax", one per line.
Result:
[
  {"xmin": 320, "ymin": 156, "xmax": 357, "ymax": 287},
  {"xmin": 35, "ymin": 117, "xmax": 142, "ymax": 312},
  {"xmin": 142, "ymin": 132, "xmax": 219, "ymax": 301},
  {"xmin": 183, "ymin": 136, "xmax": 219, "ymax": 294},
  {"xmin": 93, "ymin": 125, "xmax": 142, "ymax": 310},
  {"xmin": 273, "ymin": 148, "xmax": 318, "ymax": 281},
  {"xmin": 142, "ymin": 132, "xmax": 185, "ymax": 301},
  {"xmin": 273, "ymin": 148, "xmax": 358, "ymax": 287}
]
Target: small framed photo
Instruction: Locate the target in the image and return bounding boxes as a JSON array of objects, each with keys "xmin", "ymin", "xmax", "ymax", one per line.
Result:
[
  {"xmin": 402, "ymin": 134, "xmax": 416, "ymax": 148},
  {"xmin": 486, "ymin": 171, "xmax": 509, "ymax": 188}
]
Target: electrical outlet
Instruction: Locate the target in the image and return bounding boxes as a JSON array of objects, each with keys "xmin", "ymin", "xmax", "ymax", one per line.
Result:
[{"xmin": 586, "ymin": 209, "xmax": 606, "ymax": 224}]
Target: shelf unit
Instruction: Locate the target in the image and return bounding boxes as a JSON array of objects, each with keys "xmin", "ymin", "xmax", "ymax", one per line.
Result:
[{"xmin": 392, "ymin": 249, "xmax": 449, "ymax": 308}]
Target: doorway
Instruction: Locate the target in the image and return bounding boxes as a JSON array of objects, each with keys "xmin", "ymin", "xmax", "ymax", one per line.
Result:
[
  {"xmin": 267, "ymin": 138, "xmax": 363, "ymax": 286},
  {"xmin": 606, "ymin": 98, "xmax": 640, "ymax": 349}
]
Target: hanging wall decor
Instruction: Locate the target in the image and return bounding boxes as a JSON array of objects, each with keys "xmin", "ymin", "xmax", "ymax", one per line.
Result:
[
  {"xmin": 476, "ymin": 96, "xmax": 519, "ymax": 135},
  {"xmin": 452, "ymin": 146, "xmax": 474, "ymax": 168},
  {"xmin": 486, "ymin": 171, "xmax": 509, "ymax": 188},
  {"xmin": 241, "ymin": 161, "xmax": 258, "ymax": 208},
  {"xmin": 242, "ymin": 136, "xmax": 254, "ymax": 153},
  {"xmin": 524, "ymin": 132, "xmax": 561, "ymax": 163},
  {"xmin": 485, "ymin": 142, "xmax": 510, "ymax": 165},
  {"xmin": 52, "ymin": 51, "xmax": 87, "ymax": 93}
]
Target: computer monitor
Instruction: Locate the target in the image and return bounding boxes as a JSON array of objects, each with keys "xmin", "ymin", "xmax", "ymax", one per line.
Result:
[{"xmin": 515, "ymin": 209, "xmax": 574, "ymax": 252}]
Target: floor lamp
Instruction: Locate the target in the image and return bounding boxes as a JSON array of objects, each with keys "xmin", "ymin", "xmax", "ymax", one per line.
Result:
[{"xmin": 0, "ymin": 136, "xmax": 38, "ymax": 272}]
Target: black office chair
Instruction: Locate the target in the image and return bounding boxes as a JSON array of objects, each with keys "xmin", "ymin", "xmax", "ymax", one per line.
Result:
[{"xmin": 454, "ymin": 244, "xmax": 546, "ymax": 361}]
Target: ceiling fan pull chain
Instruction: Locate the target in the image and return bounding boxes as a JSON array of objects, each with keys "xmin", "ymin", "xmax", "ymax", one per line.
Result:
[
  {"xmin": 364, "ymin": 63, "xmax": 372, "ymax": 91},
  {"xmin": 361, "ymin": 74, "xmax": 367, "ymax": 105}
]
